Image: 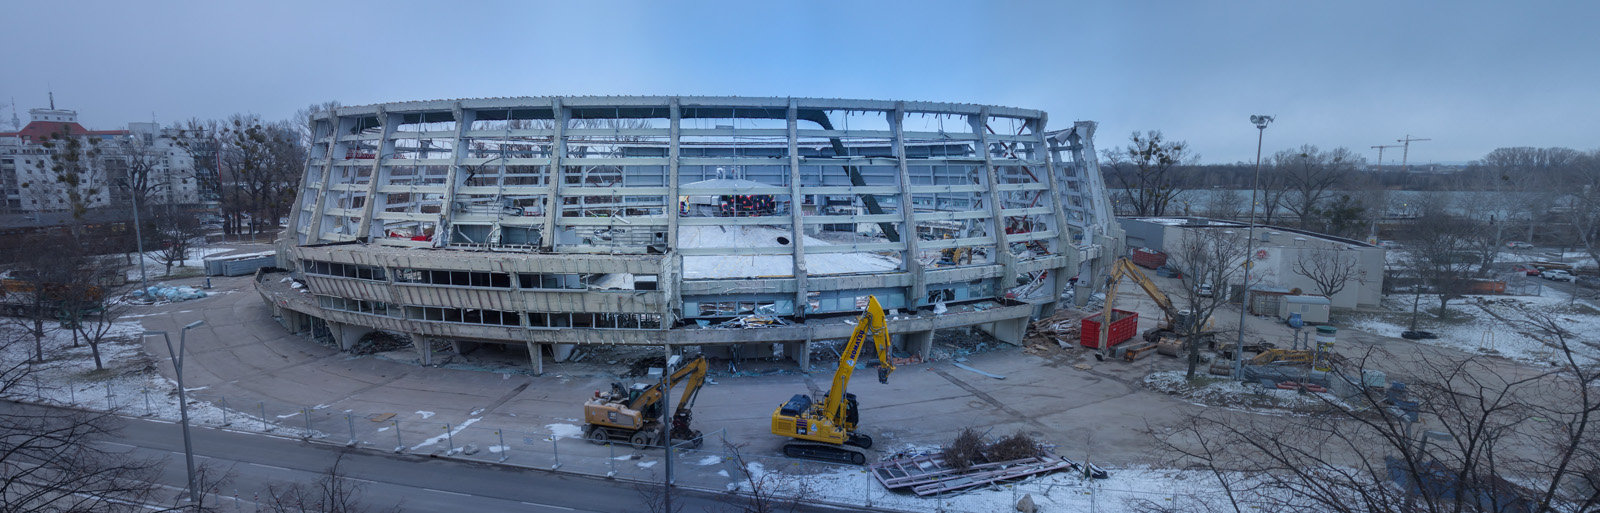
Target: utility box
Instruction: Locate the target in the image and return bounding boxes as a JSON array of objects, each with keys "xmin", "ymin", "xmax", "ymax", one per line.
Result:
[
  {"xmin": 1278, "ymin": 295, "xmax": 1331, "ymax": 324},
  {"xmin": 1081, "ymin": 309, "xmax": 1139, "ymax": 348}
]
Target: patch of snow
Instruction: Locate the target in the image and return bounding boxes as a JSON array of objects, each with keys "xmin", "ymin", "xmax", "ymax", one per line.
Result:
[
  {"xmin": 410, "ymin": 417, "xmax": 481, "ymax": 451},
  {"xmin": 545, "ymin": 423, "xmax": 584, "ymax": 439},
  {"xmin": 696, "ymin": 456, "xmax": 722, "ymax": 466},
  {"xmin": 415, "ymin": 410, "xmax": 435, "ymax": 419},
  {"xmin": 488, "ymin": 445, "xmax": 509, "ymax": 454},
  {"xmin": 679, "ymin": 225, "xmax": 897, "ymax": 279},
  {"xmin": 637, "ymin": 460, "xmax": 657, "ymax": 468}
]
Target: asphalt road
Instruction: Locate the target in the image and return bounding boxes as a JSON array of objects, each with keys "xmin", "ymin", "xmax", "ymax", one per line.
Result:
[{"xmin": 2, "ymin": 401, "xmax": 824, "ymax": 513}]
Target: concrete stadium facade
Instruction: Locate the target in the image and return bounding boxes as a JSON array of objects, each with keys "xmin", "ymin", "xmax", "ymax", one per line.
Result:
[{"xmin": 258, "ymin": 96, "xmax": 1121, "ymax": 373}]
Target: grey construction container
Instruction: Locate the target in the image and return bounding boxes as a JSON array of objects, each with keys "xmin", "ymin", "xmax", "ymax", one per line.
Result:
[
  {"xmin": 204, "ymin": 253, "xmax": 276, "ymax": 277},
  {"xmin": 1278, "ymin": 295, "xmax": 1331, "ymax": 324}
]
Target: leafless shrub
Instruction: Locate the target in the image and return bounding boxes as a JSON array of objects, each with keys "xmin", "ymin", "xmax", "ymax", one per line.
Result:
[
  {"xmin": 941, "ymin": 427, "xmax": 986, "ymax": 471},
  {"xmin": 986, "ymin": 431, "xmax": 1045, "ymax": 462}
]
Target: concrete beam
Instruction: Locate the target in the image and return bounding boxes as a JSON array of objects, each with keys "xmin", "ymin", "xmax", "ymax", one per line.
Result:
[
  {"xmin": 975, "ymin": 107, "xmax": 1016, "ymax": 297},
  {"xmin": 905, "ymin": 330, "xmax": 934, "ymax": 360}
]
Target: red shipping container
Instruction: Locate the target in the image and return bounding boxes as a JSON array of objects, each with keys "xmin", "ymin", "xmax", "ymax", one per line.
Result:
[
  {"xmin": 1131, "ymin": 248, "xmax": 1168, "ymax": 270},
  {"xmin": 1081, "ymin": 309, "xmax": 1140, "ymax": 348}
]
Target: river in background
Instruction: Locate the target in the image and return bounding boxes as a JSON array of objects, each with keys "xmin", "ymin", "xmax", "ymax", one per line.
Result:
[{"xmin": 1124, "ymin": 189, "xmax": 1564, "ymax": 222}]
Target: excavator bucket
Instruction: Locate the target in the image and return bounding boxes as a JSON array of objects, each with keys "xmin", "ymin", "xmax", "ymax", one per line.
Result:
[{"xmin": 877, "ymin": 366, "xmax": 890, "ymax": 384}]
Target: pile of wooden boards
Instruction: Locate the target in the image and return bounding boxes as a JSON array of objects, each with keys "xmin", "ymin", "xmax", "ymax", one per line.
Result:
[{"xmin": 1024, "ymin": 310, "xmax": 1086, "ymax": 349}]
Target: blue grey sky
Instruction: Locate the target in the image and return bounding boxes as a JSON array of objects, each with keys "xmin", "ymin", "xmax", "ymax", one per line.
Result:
[{"xmin": 2, "ymin": 1, "xmax": 1595, "ymax": 164}]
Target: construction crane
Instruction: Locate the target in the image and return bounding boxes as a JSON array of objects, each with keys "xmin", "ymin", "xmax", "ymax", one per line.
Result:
[
  {"xmin": 1397, "ymin": 135, "xmax": 1431, "ymax": 173},
  {"xmin": 1370, "ymin": 144, "xmax": 1402, "ymax": 172},
  {"xmin": 1096, "ymin": 258, "xmax": 1214, "ymax": 355},
  {"xmin": 583, "ymin": 354, "xmax": 708, "ymax": 449},
  {"xmin": 771, "ymin": 296, "xmax": 897, "ymax": 465}
]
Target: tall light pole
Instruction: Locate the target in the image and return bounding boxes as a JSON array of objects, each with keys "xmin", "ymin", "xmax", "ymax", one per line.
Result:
[
  {"xmin": 1235, "ymin": 115, "xmax": 1273, "ymax": 378},
  {"xmin": 146, "ymin": 320, "xmax": 205, "ymax": 506}
]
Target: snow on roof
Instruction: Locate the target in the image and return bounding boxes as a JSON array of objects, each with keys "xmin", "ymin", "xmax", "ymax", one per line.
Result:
[
  {"xmin": 679, "ymin": 178, "xmax": 777, "ymax": 191},
  {"xmin": 679, "ymin": 225, "xmax": 898, "ymax": 279}
]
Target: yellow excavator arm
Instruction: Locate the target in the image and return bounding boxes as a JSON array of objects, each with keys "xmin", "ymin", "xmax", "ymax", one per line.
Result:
[
  {"xmin": 823, "ymin": 296, "xmax": 896, "ymax": 426},
  {"xmin": 1100, "ymin": 258, "xmax": 1184, "ymax": 351},
  {"xmin": 627, "ymin": 355, "xmax": 709, "ymax": 415}
]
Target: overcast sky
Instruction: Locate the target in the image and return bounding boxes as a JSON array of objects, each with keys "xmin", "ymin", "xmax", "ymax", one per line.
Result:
[{"xmin": 2, "ymin": 1, "xmax": 1596, "ymax": 164}]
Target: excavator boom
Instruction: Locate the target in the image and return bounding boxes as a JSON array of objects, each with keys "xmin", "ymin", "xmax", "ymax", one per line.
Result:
[{"xmin": 824, "ymin": 296, "xmax": 896, "ymax": 425}]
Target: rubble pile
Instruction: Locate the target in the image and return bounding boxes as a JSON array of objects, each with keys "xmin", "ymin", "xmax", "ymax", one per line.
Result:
[{"xmin": 1024, "ymin": 310, "xmax": 1085, "ymax": 351}]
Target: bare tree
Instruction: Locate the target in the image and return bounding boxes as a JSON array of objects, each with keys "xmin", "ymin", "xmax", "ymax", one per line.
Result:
[
  {"xmin": 1272, "ymin": 145, "xmax": 1363, "ymax": 229},
  {"xmin": 1102, "ymin": 131, "xmax": 1197, "ymax": 217},
  {"xmin": 718, "ymin": 442, "xmax": 813, "ymax": 513},
  {"xmin": 1202, "ymin": 188, "xmax": 1245, "ymax": 221},
  {"xmin": 151, "ymin": 208, "xmax": 202, "ymax": 276},
  {"xmin": 0, "ymin": 330, "xmax": 166, "ymax": 512},
  {"xmin": 1401, "ymin": 201, "xmax": 1477, "ymax": 327},
  {"xmin": 1164, "ymin": 229, "xmax": 1250, "ymax": 380},
  {"xmin": 1291, "ymin": 247, "xmax": 1363, "ymax": 300},
  {"xmin": 1564, "ymin": 151, "xmax": 1600, "ymax": 276},
  {"xmin": 1146, "ymin": 306, "xmax": 1600, "ymax": 513}
]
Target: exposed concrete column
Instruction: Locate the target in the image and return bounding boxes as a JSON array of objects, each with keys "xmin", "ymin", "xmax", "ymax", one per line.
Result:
[
  {"xmin": 540, "ymin": 98, "xmax": 567, "ymax": 251},
  {"xmin": 435, "ymin": 103, "xmax": 473, "ymax": 248},
  {"xmin": 973, "ymin": 107, "xmax": 1016, "ymax": 296},
  {"xmin": 889, "ymin": 103, "xmax": 927, "ymax": 308},
  {"xmin": 905, "ymin": 330, "xmax": 934, "ymax": 360},
  {"xmin": 665, "ymin": 99, "xmax": 684, "ymax": 323},
  {"xmin": 666, "ymin": 98, "xmax": 682, "ymax": 249},
  {"xmin": 786, "ymin": 99, "xmax": 811, "ymax": 318},
  {"xmin": 1070, "ymin": 121, "xmax": 1118, "ymax": 307},
  {"xmin": 1034, "ymin": 113, "xmax": 1075, "ymax": 316},
  {"xmin": 307, "ymin": 115, "xmax": 350, "ymax": 243},
  {"xmin": 526, "ymin": 341, "xmax": 543, "ymax": 376},
  {"xmin": 355, "ymin": 107, "xmax": 395, "ymax": 240},
  {"xmin": 793, "ymin": 338, "xmax": 812, "ymax": 373},
  {"xmin": 412, "ymin": 335, "xmax": 431, "ymax": 365}
]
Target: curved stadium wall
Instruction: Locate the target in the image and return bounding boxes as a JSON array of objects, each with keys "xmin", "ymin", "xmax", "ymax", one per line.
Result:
[{"xmin": 259, "ymin": 96, "xmax": 1117, "ymax": 371}]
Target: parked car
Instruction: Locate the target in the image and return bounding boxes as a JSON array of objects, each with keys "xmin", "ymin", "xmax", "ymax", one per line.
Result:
[
  {"xmin": 1378, "ymin": 240, "xmax": 1399, "ymax": 249},
  {"xmin": 1542, "ymin": 269, "xmax": 1576, "ymax": 282},
  {"xmin": 1577, "ymin": 276, "xmax": 1600, "ymax": 289},
  {"xmin": 1196, "ymin": 282, "xmax": 1214, "ymax": 297},
  {"xmin": 1506, "ymin": 241, "xmax": 1534, "ymax": 250},
  {"xmin": 1512, "ymin": 264, "xmax": 1542, "ymax": 276}
]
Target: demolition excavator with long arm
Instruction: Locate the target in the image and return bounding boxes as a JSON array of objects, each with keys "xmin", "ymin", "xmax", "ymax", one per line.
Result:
[
  {"xmin": 583, "ymin": 354, "xmax": 709, "ymax": 449},
  {"xmin": 770, "ymin": 296, "xmax": 897, "ymax": 464}
]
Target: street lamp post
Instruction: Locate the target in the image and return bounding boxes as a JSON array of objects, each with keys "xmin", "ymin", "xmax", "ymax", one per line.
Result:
[
  {"xmin": 1235, "ymin": 115, "xmax": 1273, "ymax": 379},
  {"xmin": 146, "ymin": 320, "xmax": 206, "ymax": 507}
]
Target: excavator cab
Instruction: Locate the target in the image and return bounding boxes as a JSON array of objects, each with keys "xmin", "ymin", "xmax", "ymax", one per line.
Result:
[{"xmin": 779, "ymin": 394, "xmax": 813, "ymax": 417}]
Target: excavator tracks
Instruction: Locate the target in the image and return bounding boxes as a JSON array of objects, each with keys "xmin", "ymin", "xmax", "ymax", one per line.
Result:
[{"xmin": 783, "ymin": 441, "xmax": 868, "ymax": 465}]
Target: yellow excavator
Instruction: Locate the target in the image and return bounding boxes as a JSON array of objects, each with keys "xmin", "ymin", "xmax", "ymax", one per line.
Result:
[
  {"xmin": 583, "ymin": 354, "xmax": 708, "ymax": 449},
  {"xmin": 1097, "ymin": 258, "xmax": 1216, "ymax": 354},
  {"xmin": 770, "ymin": 296, "xmax": 897, "ymax": 465}
]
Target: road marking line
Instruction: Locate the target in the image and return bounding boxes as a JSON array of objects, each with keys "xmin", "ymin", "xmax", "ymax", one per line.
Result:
[
  {"xmin": 520, "ymin": 501, "xmax": 576, "ymax": 511},
  {"xmin": 421, "ymin": 488, "xmax": 471, "ymax": 497},
  {"xmin": 99, "ymin": 441, "xmax": 138, "ymax": 449},
  {"xmin": 249, "ymin": 463, "xmax": 293, "ymax": 472}
]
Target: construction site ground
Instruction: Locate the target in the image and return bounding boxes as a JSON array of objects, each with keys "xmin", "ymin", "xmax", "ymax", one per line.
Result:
[{"xmin": 93, "ymin": 245, "xmax": 1564, "ymax": 509}]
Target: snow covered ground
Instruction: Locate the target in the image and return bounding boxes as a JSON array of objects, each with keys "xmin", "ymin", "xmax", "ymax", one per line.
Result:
[
  {"xmin": 1346, "ymin": 288, "xmax": 1600, "ymax": 366},
  {"xmin": 123, "ymin": 246, "xmax": 237, "ymax": 280},
  {"xmin": 0, "ymin": 322, "xmax": 326, "ymax": 439},
  {"xmin": 736, "ymin": 459, "xmax": 1258, "ymax": 513}
]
